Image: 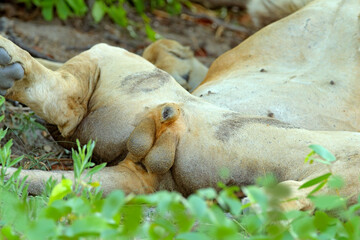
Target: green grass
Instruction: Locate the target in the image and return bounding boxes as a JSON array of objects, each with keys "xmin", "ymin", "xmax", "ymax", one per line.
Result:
[
  {"xmin": 16, "ymin": 0, "xmax": 190, "ymax": 41},
  {"xmin": 1, "ymin": 95, "xmax": 360, "ymax": 239}
]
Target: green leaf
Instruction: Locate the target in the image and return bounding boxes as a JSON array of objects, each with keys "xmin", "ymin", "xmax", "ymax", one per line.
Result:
[
  {"xmin": 172, "ymin": 203, "xmax": 194, "ymax": 233},
  {"xmin": 307, "ymin": 180, "xmax": 327, "ymax": 196},
  {"xmin": 240, "ymin": 214, "xmax": 262, "ymax": 235},
  {"xmin": 309, "ymin": 195, "xmax": 346, "ymax": 211},
  {"xmin": 41, "ymin": 6, "xmax": 54, "ymax": 21},
  {"xmin": 0, "ymin": 189, "xmax": 29, "ymax": 233},
  {"xmin": 314, "ymin": 211, "xmax": 336, "ymax": 232},
  {"xmin": 101, "ymin": 190, "xmax": 125, "ymax": 220},
  {"xmin": 0, "ymin": 95, "xmax": 5, "ymax": 106},
  {"xmin": 68, "ymin": 215, "xmax": 110, "ymax": 237},
  {"xmin": 188, "ymin": 195, "xmax": 207, "ymax": 218},
  {"xmin": 84, "ymin": 162, "xmax": 95, "ymax": 169},
  {"xmin": 148, "ymin": 223, "xmax": 169, "ymax": 239},
  {"xmin": 176, "ymin": 232, "xmax": 210, "ymax": 240},
  {"xmin": 153, "ymin": 217, "xmax": 177, "ymax": 236},
  {"xmin": 212, "ymin": 220, "xmax": 238, "ymax": 239},
  {"xmin": 107, "ymin": 5, "xmax": 128, "ymax": 27},
  {"xmin": 41, "ymin": 203, "xmax": 72, "ymax": 221},
  {"xmin": 88, "ymin": 181, "xmax": 100, "ymax": 187},
  {"xmin": 121, "ymin": 204, "xmax": 142, "ymax": 235},
  {"xmin": 196, "ymin": 188, "xmax": 217, "ymax": 199},
  {"xmin": 49, "ymin": 178, "xmax": 73, "ymax": 205},
  {"xmin": 291, "ymin": 216, "xmax": 317, "ymax": 239},
  {"xmin": 328, "ymin": 175, "xmax": 345, "ymax": 190},
  {"xmin": 243, "ymin": 186, "xmax": 268, "ymax": 211},
  {"xmin": 65, "ymin": 197, "xmax": 91, "ymax": 215},
  {"xmin": 56, "ymin": 0, "xmax": 71, "ymax": 20},
  {"xmin": 299, "ymin": 173, "xmax": 331, "ymax": 189},
  {"xmin": 145, "ymin": 23, "xmax": 157, "ymax": 41},
  {"xmin": 347, "ymin": 203, "xmax": 360, "ymax": 217},
  {"xmin": 132, "ymin": 0, "xmax": 145, "ymax": 13},
  {"xmin": 0, "ymin": 128, "xmax": 7, "ymax": 140},
  {"xmin": 66, "ymin": 0, "xmax": 88, "ymax": 16},
  {"xmin": 1, "ymin": 226, "xmax": 20, "ymax": 240},
  {"xmin": 309, "ymin": 145, "xmax": 336, "ymax": 162},
  {"xmin": 166, "ymin": 1, "xmax": 182, "ymax": 15},
  {"xmin": 8, "ymin": 156, "xmax": 24, "ymax": 168},
  {"xmin": 308, "ymin": 158, "xmax": 331, "ymax": 165},
  {"xmin": 218, "ymin": 194, "xmax": 242, "ymax": 216},
  {"xmin": 91, "ymin": 1, "xmax": 106, "ymax": 23},
  {"xmin": 26, "ymin": 219, "xmax": 57, "ymax": 240}
]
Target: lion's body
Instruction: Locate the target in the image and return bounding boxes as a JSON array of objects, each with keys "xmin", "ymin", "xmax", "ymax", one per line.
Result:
[
  {"xmin": 142, "ymin": 39, "xmax": 208, "ymax": 91},
  {"xmin": 247, "ymin": 0, "xmax": 313, "ymax": 28},
  {"xmin": 194, "ymin": 0, "xmax": 360, "ymax": 131},
  {"xmin": 1, "ymin": 0, "xmax": 360, "ymax": 210}
]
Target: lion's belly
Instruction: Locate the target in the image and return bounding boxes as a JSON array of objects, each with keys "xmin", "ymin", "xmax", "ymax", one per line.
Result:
[{"xmin": 193, "ymin": 74, "xmax": 360, "ymax": 131}]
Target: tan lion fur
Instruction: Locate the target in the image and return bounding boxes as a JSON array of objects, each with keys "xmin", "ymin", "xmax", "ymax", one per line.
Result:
[
  {"xmin": 195, "ymin": 0, "xmax": 360, "ymax": 132},
  {"xmin": 247, "ymin": 0, "xmax": 313, "ymax": 29},
  {"xmin": 35, "ymin": 39, "xmax": 208, "ymax": 92},
  {"xmin": 142, "ymin": 39, "xmax": 208, "ymax": 91},
  {"xmin": 35, "ymin": 58, "xmax": 63, "ymax": 71},
  {"xmin": 1, "ymin": 0, "xmax": 359, "ymax": 211}
]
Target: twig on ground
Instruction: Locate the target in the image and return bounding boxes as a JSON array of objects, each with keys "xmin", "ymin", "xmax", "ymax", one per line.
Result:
[
  {"xmin": 182, "ymin": 10, "xmax": 253, "ymax": 35},
  {"xmin": 6, "ymin": 30, "xmax": 55, "ymax": 61},
  {"xmin": 6, "ymin": 106, "xmax": 31, "ymax": 112},
  {"xmin": 11, "ymin": 155, "xmax": 73, "ymax": 163}
]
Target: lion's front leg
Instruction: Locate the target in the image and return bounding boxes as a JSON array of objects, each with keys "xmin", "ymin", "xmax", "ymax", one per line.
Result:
[
  {"xmin": 0, "ymin": 35, "xmax": 100, "ymax": 137},
  {"xmin": 106, "ymin": 159, "xmax": 159, "ymax": 194},
  {"xmin": 5, "ymin": 158, "xmax": 158, "ymax": 196}
]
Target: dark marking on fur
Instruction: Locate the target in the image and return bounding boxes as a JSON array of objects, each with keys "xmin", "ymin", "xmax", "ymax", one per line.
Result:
[
  {"xmin": 215, "ymin": 112, "xmax": 294, "ymax": 142},
  {"xmin": 120, "ymin": 68, "xmax": 171, "ymax": 93},
  {"xmin": 137, "ymin": 162, "xmax": 148, "ymax": 172},
  {"xmin": 162, "ymin": 106, "xmax": 173, "ymax": 120},
  {"xmin": 169, "ymin": 50, "xmax": 188, "ymax": 60},
  {"xmin": 181, "ymin": 72, "xmax": 190, "ymax": 82},
  {"xmin": 267, "ymin": 112, "xmax": 274, "ymax": 118},
  {"xmin": 260, "ymin": 68, "xmax": 267, "ymax": 72}
]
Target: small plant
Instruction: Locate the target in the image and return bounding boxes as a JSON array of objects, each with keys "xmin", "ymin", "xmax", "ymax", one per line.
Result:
[
  {"xmin": 17, "ymin": 0, "xmax": 88, "ymax": 21},
  {"xmin": 17, "ymin": 0, "xmax": 189, "ymax": 40},
  {"xmin": 47, "ymin": 139, "xmax": 106, "ymax": 206},
  {"xmin": 0, "ymin": 96, "xmax": 27, "ymax": 199},
  {"xmin": 7, "ymin": 111, "xmax": 47, "ymax": 144},
  {"xmin": 1, "ymin": 100, "xmax": 360, "ymax": 240}
]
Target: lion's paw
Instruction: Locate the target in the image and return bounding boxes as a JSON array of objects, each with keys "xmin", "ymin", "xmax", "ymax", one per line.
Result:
[{"xmin": 0, "ymin": 47, "xmax": 24, "ymax": 95}]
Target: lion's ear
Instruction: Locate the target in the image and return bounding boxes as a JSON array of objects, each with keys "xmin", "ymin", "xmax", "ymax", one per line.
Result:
[
  {"xmin": 160, "ymin": 103, "xmax": 180, "ymax": 123},
  {"xmin": 144, "ymin": 130, "xmax": 177, "ymax": 174},
  {"xmin": 143, "ymin": 103, "xmax": 180, "ymax": 174},
  {"xmin": 127, "ymin": 117, "xmax": 156, "ymax": 160},
  {"xmin": 127, "ymin": 103, "xmax": 181, "ymax": 172}
]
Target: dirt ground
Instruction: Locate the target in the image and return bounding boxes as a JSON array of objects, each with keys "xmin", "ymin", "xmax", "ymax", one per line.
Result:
[{"xmin": 0, "ymin": 2, "xmax": 253, "ymax": 170}]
